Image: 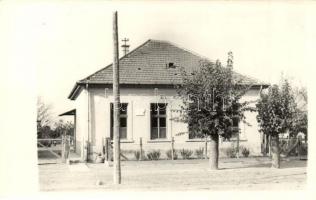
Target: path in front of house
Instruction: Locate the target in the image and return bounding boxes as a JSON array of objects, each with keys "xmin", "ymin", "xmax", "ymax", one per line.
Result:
[{"xmin": 39, "ymin": 157, "xmax": 306, "ymax": 191}]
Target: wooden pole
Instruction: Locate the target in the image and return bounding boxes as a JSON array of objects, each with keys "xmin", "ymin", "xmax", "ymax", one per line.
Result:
[{"xmin": 112, "ymin": 11, "xmax": 121, "ymax": 184}]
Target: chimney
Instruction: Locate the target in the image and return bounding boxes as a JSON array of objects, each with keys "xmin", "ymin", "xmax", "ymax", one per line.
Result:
[{"xmin": 121, "ymin": 38, "xmax": 130, "ymax": 56}]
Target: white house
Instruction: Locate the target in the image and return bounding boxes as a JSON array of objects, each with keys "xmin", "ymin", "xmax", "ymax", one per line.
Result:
[{"xmin": 63, "ymin": 39, "xmax": 269, "ymax": 161}]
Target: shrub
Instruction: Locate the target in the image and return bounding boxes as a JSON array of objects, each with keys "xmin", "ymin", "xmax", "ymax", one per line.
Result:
[
  {"xmin": 195, "ymin": 148, "xmax": 205, "ymax": 159},
  {"xmin": 146, "ymin": 150, "xmax": 161, "ymax": 160},
  {"xmin": 241, "ymin": 147, "xmax": 250, "ymax": 157},
  {"xmin": 179, "ymin": 149, "xmax": 193, "ymax": 159},
  {"xmin": 93, "ymin": 152, "xmax": 105, "ymax": 163},
  {"xmin": 166, "ymin": 149, "xmax": 178, "ymax": 160},
  {"xmin": 225, "ymin": 147, "xmax": 238, "ymax": 158},
  {"xmin": 299, "ymin": 143, "xmax": 308, "ymax": 156},
  {"xmin": 134, "ymin": 150, "xmax": 144, "ymax": 160}
]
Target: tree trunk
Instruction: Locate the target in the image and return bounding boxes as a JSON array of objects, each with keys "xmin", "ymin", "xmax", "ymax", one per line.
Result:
[
  {"xmin": 271, "ymin": 135, "xmax": 280, "ymax": 168},
  {"xmin": 112, "ymin": 11, "xmax": 121, "ymax": 184},
  {"xmin": 209, "ymin": 134, "xmax": 219, "ymax": 170}
]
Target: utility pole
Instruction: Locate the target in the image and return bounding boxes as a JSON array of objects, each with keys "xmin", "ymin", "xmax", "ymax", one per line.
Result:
[
  {"xmin": 112, "ymin": 11, "xmax": 121, "ymax": 184},
  {"xmin": 121, "ymin": 38, "xmax": 130, "ymax": 56}
]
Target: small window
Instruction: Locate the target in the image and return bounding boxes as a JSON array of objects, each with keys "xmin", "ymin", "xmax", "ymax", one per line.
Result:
[
  {"xmin": 167, "ymin": 62, "xmax": 176, "ymax": 68},
  {"xmin": 150, "ymin": 103, "xmax": 167, "ymax": 139},
  {"xmin": 110, "ymin": 103, "xmax": 128, "ymax": 139},
  {"xmin": 232, "ymin": 117, "xmax": 239, "ymax": 127}
]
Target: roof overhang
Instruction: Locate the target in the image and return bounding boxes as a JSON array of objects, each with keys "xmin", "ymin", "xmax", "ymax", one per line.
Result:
[
  {"xmin": 68, "ymin": 81, "xmax": 269, "ymax": 100},
  {"xmin": 59, "ymin": 109, "xmax": 76, "ymax": 116},
  {"xmin": 68, "ymin": 82, "xmax": 85, "ymax": 100}
]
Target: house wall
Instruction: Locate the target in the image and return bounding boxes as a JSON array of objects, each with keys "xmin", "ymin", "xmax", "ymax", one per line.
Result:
[
  {"xmin": 74, "ymin": 88, "xmax": 88, "ymax": 160},
  {"xmin": 76, "ymin": 86, "xmax": 263, "ymax": 161}
]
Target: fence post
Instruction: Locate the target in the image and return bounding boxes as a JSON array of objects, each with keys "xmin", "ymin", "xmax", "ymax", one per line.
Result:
[
  {"xmin": 66, "ymin": 135, "xmax": 70, "ymax": 163},
  {"xmin": 104, "ymin": 137, "xmax": 107, "ymax": 161},
  {"xmin": 268, "ymin": 135, "xmax": 271, "ymax": 157},
  {"xmin": 106, "ymin": 137, "xmax": 111, "ymax": 161},
  {"xmin": 298, "ymin": 137, "xmax": 302, "ymax": 159},
  {"xmin": 61, "ymin": 135, "xmax": 65, "ymax": 162},
  {"xmin": 85, "ymin": 140, "xmax": 89, "ymax": 162},
  {"xmin": 204, "ymin": 135, "xmax": 208, "ymax": 159},
  {"xmin": 101, "ymin": 137, "xmax": 104, "ymax": 155},
  {"xmin": 61, "ymin": 135, "xmax": 70, "ymax": 163},
  {"xmin": 139, "ymin": 137, "xmax": 143, "ymax": 161},
  {"xmin": 236, "ymin": 131, "xmax": 240, "ymax": 159},
  {"xmin": 171, "ymin": 137, "xmax": 175, "ymax": 160},
  {"xmin": 103, "ymin": 137, "xmax": 112, "ymax": 166}
]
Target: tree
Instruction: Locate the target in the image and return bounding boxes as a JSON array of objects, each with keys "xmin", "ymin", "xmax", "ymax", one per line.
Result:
[
  {"xmin": 256, "ymin": 79, "xmax": 296, "ymax": 168},
  {"xmin": 175, "ymin": 56, "xmax": 254, "ymax": 170},
  {"xmin": 290, "ymin": 86, "xmax": 307, "ymax": 138},
  {"xmin": 52, "ymin": 120, "xmax": 74, "ymax": 138},
  {"xmin": 37, "ymin": 97, "xmax": 53, "ymax": 138}
]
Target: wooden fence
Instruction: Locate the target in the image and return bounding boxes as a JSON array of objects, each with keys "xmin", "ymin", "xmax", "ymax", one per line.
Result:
[{"xmin": 37, "ymin": 136, "xmax": 74, "ymax": 163}]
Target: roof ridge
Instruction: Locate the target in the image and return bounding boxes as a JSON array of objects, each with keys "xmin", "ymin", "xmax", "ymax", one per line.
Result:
[
  {"xmin": 150, "ymin": 39, "xmax": 216, "ymax": 64},
  {"xmin": 80, "ymin": 39, "xmax": 152, "ymax": 82}
]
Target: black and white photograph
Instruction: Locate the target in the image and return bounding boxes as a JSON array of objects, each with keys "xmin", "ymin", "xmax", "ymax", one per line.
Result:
[{"xmin": 1, "ymin": 1, "xmax": 315, "ymax": 198}]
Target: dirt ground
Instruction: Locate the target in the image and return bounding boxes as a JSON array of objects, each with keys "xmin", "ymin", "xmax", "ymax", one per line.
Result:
[{"xmin": 38, "ymin": 157, "xmax": 307, "ymax": 191}]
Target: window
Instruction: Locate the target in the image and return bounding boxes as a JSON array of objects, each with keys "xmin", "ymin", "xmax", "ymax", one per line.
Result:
[
  {"xmin": 110, "ymin": 103, "xmax": 128, "ymax": 139},
  {"xmin": 150, "ymin": 103, "xmax": 167, "ymax": 139},
  {"xmin": 231, "ymin": 117, "xmax": 240, "ymax": 139}
]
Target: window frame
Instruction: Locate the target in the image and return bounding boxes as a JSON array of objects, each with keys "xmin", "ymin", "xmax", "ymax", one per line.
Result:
[
  {"xmin": 110, "ymin": 103, "xmax": 128, "ymax": 140},
  {"xmin": 229, "ymin": 116, "xmax": 240, "ymax": 140},
  {"xmin": 150, "ymin": 103, "xmax": 167, "ymax": 140}
]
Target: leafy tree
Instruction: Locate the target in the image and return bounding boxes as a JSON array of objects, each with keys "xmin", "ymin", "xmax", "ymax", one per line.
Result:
[
  {"xmin": 37, "ymin": 97, "xmax": 75, "ymax": 140},
  {"xmin": 290, "ymin": 86, "xmax": 307, "ymax": 137},
  {"xmin": 37, "ymin": 97, "xmax": 54, "ymax": 138},
  {"xmin": 175, "ymin": 56, "xmax": 254, "ymax": 170},
  {"xmin": 38, "ymin": 125, "xmax": 53, "ymax": 139},
  {"xmin": 256, "ymin": 79, "xmax": 296, "ymax": 168},
  {"xmin": 52, "ymin": 120, "xmax": 74, "ymax": 138}
]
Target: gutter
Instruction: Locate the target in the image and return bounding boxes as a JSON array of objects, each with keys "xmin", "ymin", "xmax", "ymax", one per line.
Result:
[{"xmin": 68, "ymin": 82, "xmax": 269, "ymax": 100}]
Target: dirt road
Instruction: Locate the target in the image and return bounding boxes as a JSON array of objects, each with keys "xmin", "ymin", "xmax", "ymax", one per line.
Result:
[{"xmin": 39, "ymin": 157, "xmax": 306, "ymax": 191}]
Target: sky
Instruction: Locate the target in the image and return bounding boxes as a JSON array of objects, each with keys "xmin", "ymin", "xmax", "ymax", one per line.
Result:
[{"xmin": 2, "ymin": 1, "xmax": 315, "ymax": 123}]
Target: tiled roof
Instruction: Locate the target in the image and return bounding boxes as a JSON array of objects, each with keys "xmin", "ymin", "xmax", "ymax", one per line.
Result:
[{"xmin": 69, "ymin": 39, "xmax": 268, "ymax": 99}]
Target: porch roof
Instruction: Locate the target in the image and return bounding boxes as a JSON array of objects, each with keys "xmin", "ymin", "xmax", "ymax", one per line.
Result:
[{"xmin": 59, "ymin": 109, "xmax": 76, "ymax": 116}]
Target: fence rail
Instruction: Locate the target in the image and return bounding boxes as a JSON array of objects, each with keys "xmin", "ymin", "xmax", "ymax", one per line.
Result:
[{"xmin": 37, "ymin": 136, "xmax": 75, "ymax": 162}]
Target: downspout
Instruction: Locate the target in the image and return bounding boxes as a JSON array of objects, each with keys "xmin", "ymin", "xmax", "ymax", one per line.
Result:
[
  {"xmin": 74, "ymin": 111, "xmax": 76, "ymax": 152},
  {"xmin": 86, "ymin": 83, "xmax": 90, "ymax": 162}
]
